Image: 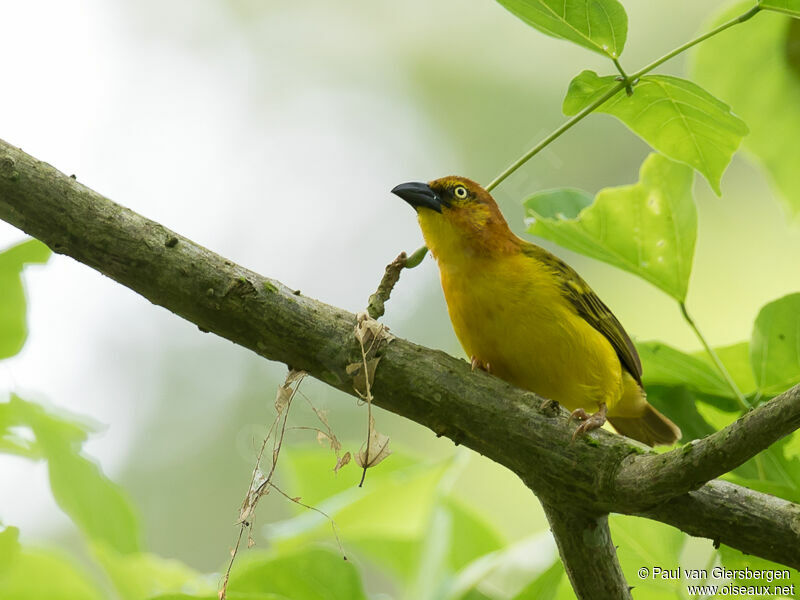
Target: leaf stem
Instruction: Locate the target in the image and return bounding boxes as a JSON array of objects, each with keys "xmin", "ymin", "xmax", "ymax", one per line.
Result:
[
  {"xmin": 612, "ymin": 58, "xmax": 635, "ymax": 96},
  {"xmin": 679, "ymin": 302, "xmax": 751, "ymax": 411},
  {"xmin": 485, "ymin": 81, "xmax": 625, "ymax": 192},
  {"xmin": 486, "ymin": 3, "xmax": 762, "ymax": 192},
  {"xmin": 631, "ymin": 4, "xmax": 761, "ymax": 80}
]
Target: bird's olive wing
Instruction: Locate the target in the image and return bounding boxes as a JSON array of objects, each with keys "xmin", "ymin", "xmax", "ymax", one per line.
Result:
[{"xmin": 531, "ymin": 247, "xmax": 643, "ymax": 385}]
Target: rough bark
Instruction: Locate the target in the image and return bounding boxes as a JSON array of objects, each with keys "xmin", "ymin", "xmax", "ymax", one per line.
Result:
[
  {"xmin": 616, "ymin": 385, "xmax": 800, "ymax": 507},
  {"xmin": 2, "ymin": 138, "xmax": 799, "ymax": 595},
  {"xmin": 543, "ymin": 503, "xmax": 632, "ymax": 600}
]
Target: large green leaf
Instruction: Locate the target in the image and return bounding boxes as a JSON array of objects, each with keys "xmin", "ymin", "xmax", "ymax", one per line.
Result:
[
  {"xmin": 92, "ymin": 543, "xmax": 213, "ymax": 600},
  {"xmin": 694, "ymin": 342, "xmax": 758, "ymax": 398},
  {"xmin": 446, "ymin": 533, "xmax": 558, "ymax": 599},
  {"xmin": 0, "ymin": 542, "xmax": 105, "ymax": 600},
  {"xmin": 151, "ymin": 594, "xmax": 284, "ymax": 600},
  {"xmin": 444, "ymin": 497, "xmax": 504, "ymax": 573},
  {"xmin": 227, "ymin": 548, "xmax": 367, "ymax": 600},
  {"xmin": 525, "ymin": 153, "xmax": 696, "ymax": 301},
  {"xmin": 512, "ymin": 559, "xmax": 564, "ymax": 600},
  {"xmin": 693, "ymin": 6, "xmax": 800, "ymax": 216},
  {"xmin": 750, "ymin": 293, "xmax": 800, "ymax": 395},
  {"xmin": 494, "ymin": 0, "xmax": 627, "ymax": 58},
  {"xmin": 563, "ymin": 71, "xmax": 748, "ymax": 194},
  {"xmin": 0, "ymin": 395, "xmax": 141, "ymax": 553},
  {"xmin": 638, "ymin": 342, "xmax": 732, "ymax": 399},
  {"xmin": 612, "ymin": 516, "xmax": 686, "ymax": 599},
  {"xmin": 760, "ymin": 0, "xmax": 800, "ymax": 17},
  {"xmin": 0, "ymin": 526, "xmax": 21, "ymax": 575},
  {"xmin": 0, "ymin": 239, "xmax": 51, "ymax": 359}
]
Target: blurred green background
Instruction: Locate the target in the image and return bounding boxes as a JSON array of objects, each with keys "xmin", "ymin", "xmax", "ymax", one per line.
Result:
[{"xmin": 1, "ymin": 0, "xmax": 800, "ymax": 598}]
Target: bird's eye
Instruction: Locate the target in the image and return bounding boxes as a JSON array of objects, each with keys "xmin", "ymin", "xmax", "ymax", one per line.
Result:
[{"xmin": 454, "ymin": 186, "xmax": 468, "ymax": 199}]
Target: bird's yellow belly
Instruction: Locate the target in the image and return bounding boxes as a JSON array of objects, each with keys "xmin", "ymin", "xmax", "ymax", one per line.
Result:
[{"xmin": 440, "ymin": 261, "xmax": 624, "ymax": 412}]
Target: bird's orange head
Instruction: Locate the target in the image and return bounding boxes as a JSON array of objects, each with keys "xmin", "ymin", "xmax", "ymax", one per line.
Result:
[{"xmin": 391, "ymin": 175, "xmax": 516, "ymax": 261}]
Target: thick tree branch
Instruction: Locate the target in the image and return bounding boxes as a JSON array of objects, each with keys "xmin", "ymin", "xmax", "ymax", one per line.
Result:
[
  {"xmin": 543, "ymin": 503, "xmax": 632, "ymax": 600},
  {"xmin": 616, "ymin": 386, "xmax": 800, "ymax": 508},
  {"xmin": 2, "ymin": 138, "xmax": 800, "ymax": 582},
  {"xmin": 645, "ymin": 480, "xmax": 800, "ymax": 569}
]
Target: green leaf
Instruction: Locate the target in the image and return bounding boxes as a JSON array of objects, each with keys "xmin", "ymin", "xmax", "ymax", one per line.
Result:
[
  {"xmin": 525, "ymin": 153, "xmax": 696, "ymax": 301},
  {"xmin": 150, "ymin": 595, "xmax": 285, "ymax": 600},
  {"xmin": 563, "ymin": 71, "xmax": 748, "ymax": 194},
  {"xmin": 638, "ymin": 342, "xmax": 732, "ymax": 399},
  {"xmin": 227, "ymin": 548, "xmax": 367, "ymax": 600},
  {"xmin": 274, "ymin": 455, "xmax": 447, "ymax": 544},
  {"xmin": 694, "ymin": 342, "xmax": 758, "ymax": 398},
  {"xmin": 0, "ymin": 526, "xmax": 21, "ymax": 574},
  {"xmin": 281, "ymin": 446, "xmax": 417, "ymax": 509},
  {"xmin": 513, "ymin": 559, "xmax": 564, "ymax": 600},
  {"xmin": 612, "ymin": 515, "xmax": 686, "ymax": 598},
  {"xmin": 760, "ymin": 0, "xmax": 800, "ymax": 17},
  {"xmin": 444, "ymin": 497, "xmax": 505, "ymax": 573},
  {"xmin": 0, "ymin": 547, "xmax": 105, "ymax": 600},
  {"xmin": 494, "ymin": 0, "xmax": 627, "ymax": 58},
  {"xmin": 0, "ymin": 395, "xmax": 141, "ymax": 553},
  {"xmin": 693, "ymin": 6, "xmax": 800, "ymax": 216},
  {"xmin": 789, "ymin": 19, "xmax": 800, "ymax": 76},
  {"xmin": 726, "ymin": 432, "xmax": 800, "ymax": 503},
  {"xmin": 0, "ymin": 239, "xmax": 51, "ymax": 359},
  {"xmin": 92, "ymin": 543, "xmax": 214, "ymax": 600},
  {"xmin": 446, "ymin": 533, "xmax": 558, "ymax": 600},
  {"xmin": 750, "ymin": 293, "xmax": 800, "ymax": 395}
]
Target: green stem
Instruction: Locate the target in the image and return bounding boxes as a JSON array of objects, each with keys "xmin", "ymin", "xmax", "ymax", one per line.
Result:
[
  {"xmin": 631, "ymin": 4, "xmax": 761, "ymax": 79},
  {"xmin": 612, "ymin": 58, "xmax": 634, "ymax": 96},
  {"xmin": 679, "ymin": 302, "xmax": 751, "ymax": 411},
  {"xmin": 486, "ymin": 3, "xmax": 762, "ymax": 192},
  {"xmin": 485, "ymin": 81, "xmax": 625, "ymax": 192}
]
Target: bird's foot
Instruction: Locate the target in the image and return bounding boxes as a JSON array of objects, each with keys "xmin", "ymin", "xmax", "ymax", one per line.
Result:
[
  {"xmin": 470, "ymin": 356, "xmax": 491, "ymax": 373},
  {"xmin": 569, "ymin": 402, "xmax": 608, "ymax": 441}
]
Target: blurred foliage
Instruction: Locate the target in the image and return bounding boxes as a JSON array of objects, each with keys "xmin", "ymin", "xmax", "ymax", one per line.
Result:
[
  {"xmin": 4, "ymin": 1, "xmax": 800, "ymax": 599},
  {"xmin": 750, "ymin": 293, "xmax": 800, "ymax": 395},
  {"xmin": 0, "ymin": 239, "xmax": 50, "ymax": 360},
  {"xmin": 694, "ymin": 3, "xmax": 800, "ymax": 217}
]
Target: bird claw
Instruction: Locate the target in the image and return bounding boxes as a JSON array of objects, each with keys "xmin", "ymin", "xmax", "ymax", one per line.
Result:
[
  {"xmin": 470, "ymin": 356, "xmax": 491, "ymax": 373},
  {"xmin": 570, "ymin": 403, "xmax": 608, "ymax": 441}
]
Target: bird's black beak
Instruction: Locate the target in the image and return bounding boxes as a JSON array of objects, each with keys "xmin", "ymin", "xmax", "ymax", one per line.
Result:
[{"xmin": 391, "ymin": 181, "xmax": 442, "ymax": 213}]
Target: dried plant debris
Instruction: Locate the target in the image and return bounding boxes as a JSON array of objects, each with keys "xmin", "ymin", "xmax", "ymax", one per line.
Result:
[
  {"xmin": 220, "ymin": 369, "xmax": 345, "ymax": 599},
  {"xmin": 356, "ymin": 415, "xmax": 392, "ymax": 471},
  {"xmin": 348, "ymin": 312, "xmax": 394, "ymax": 486}
]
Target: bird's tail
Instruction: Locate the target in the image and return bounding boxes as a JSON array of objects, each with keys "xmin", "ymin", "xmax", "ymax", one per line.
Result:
[
  {"xmin": 608, "ymin": 372, "xmax": 681, "ymax": 446},
  {"xmin": 608, "ymin": 403, "xmax": 681, "ymax": 447}
]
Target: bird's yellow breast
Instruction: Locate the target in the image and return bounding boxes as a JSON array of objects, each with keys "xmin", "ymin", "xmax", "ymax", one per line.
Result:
[{"xmin": 438, "ymin": 251, "xmax": 625, "ymax": 411}]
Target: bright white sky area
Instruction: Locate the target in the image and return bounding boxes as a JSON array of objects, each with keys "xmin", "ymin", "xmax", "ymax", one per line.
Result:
[{"xmin": 0, "ymin": 0, "xmax": 452, "ymax": 539}]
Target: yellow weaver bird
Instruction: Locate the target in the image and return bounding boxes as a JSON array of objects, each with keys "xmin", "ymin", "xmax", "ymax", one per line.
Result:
[{"xmin": 392, "ymin": 176, "xmax": 681, "ymax": 446}]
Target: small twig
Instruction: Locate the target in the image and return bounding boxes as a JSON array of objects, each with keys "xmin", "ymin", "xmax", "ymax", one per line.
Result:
[
  {"xmin": 358, "ymin": 325, "xmax": 375, "ymax": 487},
  {"xmin": 220, "ymin": 371, "xmax": 305, "ymax": 599},
  {"xmin": 366, "ymin": 246, "xmax": 428, "ymax": 319},
  {"xmin": 268, "ymin": 482, "xmax": 346, "ymax": 558}
]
